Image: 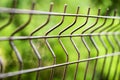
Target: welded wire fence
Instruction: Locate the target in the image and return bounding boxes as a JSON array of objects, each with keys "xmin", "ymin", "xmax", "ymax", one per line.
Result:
[{"xmin": 0, "ymin": 1, "xmax": 120, "ymax": 80}]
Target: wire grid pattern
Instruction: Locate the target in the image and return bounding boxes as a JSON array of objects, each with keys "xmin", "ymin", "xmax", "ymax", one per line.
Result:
[{"xmin": 0, "ymin": 1, "xmax": 120, "ymax": 80}]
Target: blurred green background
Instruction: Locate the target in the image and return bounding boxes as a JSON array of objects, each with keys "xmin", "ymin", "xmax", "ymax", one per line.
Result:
[{"xmin": 0, "ymin": 0, "xmax": 120, "ymax": 80}]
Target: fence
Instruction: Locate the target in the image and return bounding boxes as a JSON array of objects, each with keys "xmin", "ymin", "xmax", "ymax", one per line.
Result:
[{"xmin": 0, "ymin": 1, "xmax": 120, "ymax": 80}]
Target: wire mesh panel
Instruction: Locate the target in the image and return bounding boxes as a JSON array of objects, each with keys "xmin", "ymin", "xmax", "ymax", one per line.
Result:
[{"xmin": 0, "ymin": 0, "xmax": 120, "ymax": 80}]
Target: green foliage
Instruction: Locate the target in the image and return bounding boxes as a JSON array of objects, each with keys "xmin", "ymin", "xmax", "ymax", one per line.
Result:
[
  {"xmin": 0, "ymin": 0, "xmax": 120, "ymax": 80},
  {"xmin": 91, "ymin": 0, "xmax": 120, "ymax": 15}
]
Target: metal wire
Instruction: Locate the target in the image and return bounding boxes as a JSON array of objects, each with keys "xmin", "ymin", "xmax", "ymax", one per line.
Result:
[
  {"xmin": 0, "ymin": 52, "xmax": 120, "ymax": 79},
  {"xmin": 1, "ymin": 7, "xmax": 120, "ymax": 19},
  {"xmin": 0, "ymin": 1, "xmax": 120, "ymax": 80}
]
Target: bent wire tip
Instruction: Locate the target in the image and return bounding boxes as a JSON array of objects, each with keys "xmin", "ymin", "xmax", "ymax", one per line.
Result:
[
  {"xmin": 50, "ymin": 2, "xmax": 54, "ymax": 7},
  {"xmin": 87, "ymin": 8, "xmax": 91, "ymax": 14}
]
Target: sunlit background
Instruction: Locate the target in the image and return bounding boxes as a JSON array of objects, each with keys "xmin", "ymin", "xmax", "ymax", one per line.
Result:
[{"xmin": 0, "ymin": 0, "xmax": 120, "ymax": 80}]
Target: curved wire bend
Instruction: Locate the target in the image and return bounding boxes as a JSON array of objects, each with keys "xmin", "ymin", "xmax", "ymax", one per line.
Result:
[{"xmin": 0, "ymin": 0, "xmax": 17, "ymax": 30}]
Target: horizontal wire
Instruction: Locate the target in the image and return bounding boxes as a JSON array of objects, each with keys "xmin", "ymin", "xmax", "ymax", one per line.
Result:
[
  {"xmin": 0, "ymin": 32, "xmax": 120, "ymax": 41},
  {"xmin": 0, "ymin": 7, "xmax": 120, "ymax": 19},
  {"xmin": 0, "ymin": 52, "xmax": 120, "ymax": 79}
]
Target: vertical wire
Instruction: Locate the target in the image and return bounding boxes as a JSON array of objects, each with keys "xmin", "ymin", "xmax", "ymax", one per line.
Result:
[
  {"xmin": 104, "ymin": 11, "xmax": 119, "ymax": 80},
  {"xmin": 44, "ymin": 4, "xmax": 67, "ymax": 80},
  {"xmin": 70, "ymin": 8, "xmax": 90, "ymax": 80},
  {"xmin": 28, "ymin": 0, "xmax": 41, "ymax": 80},
  {"xmin": 29, "ymin": 2, "xmax": 53, "ymax": 80},
  {"xmin": 58, "ymin": 6, "xmax": 79, "ymax": 80},
  {"xmin": 29, "ymin": 3, "xmax": 53, "ymax": 80},
  {"xmin": 86, "ymin": 9, "xmax": 114, "ymax": 80},
  {"xmin": 105, "ymin": 11, "xmax": 116, "ymax": 80},
  {"xmin": 0, "ymin": 58, "xmax": 3, "ymax": 73},
  {"xmin": 45, "ymin": 39, "xmax": 56, "ymax": 80},
  {"xmin": 9, "ymin": 2, "xmax": 35, "ymax": 80},
  {"xmin": 105, "ymin": 18, "xmax": 120, "ymax": 80},
  {"xmin": 82, "ymin": 9, "xmax": 100, "ymax": 79},
  {"xmin": 81, "ymin": 8, "xmax": 92, "ymax": 80},
  {"xmin": 81, "ymin": 9, "xmax": 100, "ymax": 80},
  {"xmin": 81, "ymin": 39, "xmax": 90, "ymax": 80},
  {"xmin": 111, "ymin": 20, "xmax": 120, "ymax": 80},
  {"xmin": 0, "ymin": 0, "xmax": 17, "ymax": 76},
  {"xmin": 69, "ymin": 7, "xmax": 79, "ymax": 80},
  {"xmin": 112, "ymin": 20, "xmax": 120, "ymax": 80},
  {"xmin": 0, "ymin": 58, "xmax": 3, "ymax": 80},
  {"xmin": 99, "ymin": 9, "xmax": 109, "ymax": 79},
  {"xmin": 89, "ymin": 34, "xmax": 99, "ymax": 80},
  {"xmin": 89, "ymin": 9, "xmax": 109, "ymax": 80},
  {"xmin": 58, "ymin": 39, "xmax": 68, "ymax": 80},
  {"xmin": 44, "ymin": 3, "xmax": 56, "ymax": 80},
  {"xmin": 96, "ymin": 10, "xmax": 115, "ymax": 79}
]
